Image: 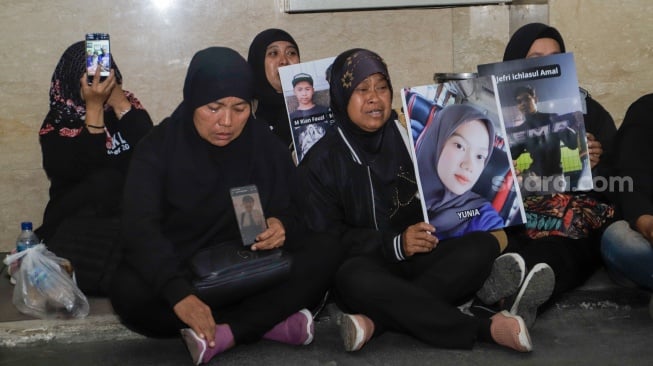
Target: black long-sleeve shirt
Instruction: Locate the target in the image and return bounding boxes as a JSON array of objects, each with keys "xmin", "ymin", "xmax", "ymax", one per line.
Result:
[
  {"xmin": 39, "ymin": 108, "xmax": 153, "ymax": 201},
  {"xmin": 121, "ymin": 116, "xmax": 302, "ymax": 307}
]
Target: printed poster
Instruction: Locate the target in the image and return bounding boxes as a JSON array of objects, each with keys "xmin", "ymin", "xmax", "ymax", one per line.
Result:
[
  {"xmin": 478, "ymin": 53, "xmax": 592, "ymax": 196},
  {"xmin": 402, "ymin": 76, "xmax": 526, "ymax": 240},
  {"xmin": 279, "ymin": 57, "xmax": 336, "ymax": 163}
]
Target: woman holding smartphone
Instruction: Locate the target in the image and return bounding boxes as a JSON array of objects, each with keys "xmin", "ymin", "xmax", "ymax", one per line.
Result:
[{"xmin": 34, "ymin": 40, "xmax": 153, "ymax": 294}]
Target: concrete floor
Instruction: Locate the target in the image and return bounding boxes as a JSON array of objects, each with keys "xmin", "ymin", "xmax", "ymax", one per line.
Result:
[
  {"xmin": 2, "ymin": 297, "xmax": 652, "ymax": 366},
  {"xmin": 2, "ymin": 261, "xmax": 652, "ymax": 366}
]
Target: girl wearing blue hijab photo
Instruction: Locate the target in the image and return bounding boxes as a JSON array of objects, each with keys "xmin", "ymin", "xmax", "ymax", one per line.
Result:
[{"xmin": 415, "ymin": 103, "xmax": 504, "ymax": 240}]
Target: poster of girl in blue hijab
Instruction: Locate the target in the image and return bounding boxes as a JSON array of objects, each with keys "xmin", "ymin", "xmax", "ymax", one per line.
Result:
[{"xmin": 402, "ymin": 76, "xmax": 526, "ymax": 240}]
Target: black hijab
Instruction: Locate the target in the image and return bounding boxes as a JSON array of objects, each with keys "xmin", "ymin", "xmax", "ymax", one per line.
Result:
[
  {"xmin": 329, "ymin": 48, "xmax": 397, "ymax": 164},
  {"xmin": 182, "ymin": 47, "xmax": 254, "ymax": 112},
  {"xmin": 503, "ymin": 23, "xmax": 566, "ymax": 61},
  {"xmin": 166, "ymin": 47, "xmax": 295, "ymax": 235},
  {"xmin": 247, "ymin": 29, "xmax": 299, "ymax": 147},
  {"xmin": 329, "ymin": 48, "xmax": 419, "ymax": 229},
  {"xmin": 171, "ymin": 47, "xmax": 258, "ymax": 189}
]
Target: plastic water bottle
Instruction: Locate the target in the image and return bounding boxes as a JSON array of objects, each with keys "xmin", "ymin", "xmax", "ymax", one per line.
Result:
[
  {"xmin": 28, "ymin": 266, "xmax": 77, "ymax": 313},
  {"xmin": 16, "ymin": 222, "xmax": 39, "ymax": 252},
  {"xmin": 8, "ymin": 222, "xmax": 40, "ymax": 285}
]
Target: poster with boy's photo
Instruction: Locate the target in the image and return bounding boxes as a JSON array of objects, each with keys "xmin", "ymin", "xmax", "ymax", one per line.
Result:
[
  {"xmin": 279, "ymin": 57, "xmax": 336, "ymax": 163},
  {"xmin": 477, "ymin": 53, "xmax": 592, "ymax": 196},
  {"xmin": 402, "ymin": 76, "xmax": 526, "ymax": 240}
]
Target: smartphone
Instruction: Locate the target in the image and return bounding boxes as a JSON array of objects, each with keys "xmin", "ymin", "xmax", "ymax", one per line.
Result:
[
  {"xmin": 230, "ymin": 185, "xmax": 267, "ymax": 246},
  {"xmin": 85, "ymin": 33, "xmax": 111, "ymax": 83}
]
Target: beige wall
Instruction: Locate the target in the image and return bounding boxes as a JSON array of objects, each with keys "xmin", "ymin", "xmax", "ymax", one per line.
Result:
[
  {"xmin": 549, "ymin": 0, "xmax": 653, "ymax": 127},
  {"xmin": 0, "ymin": 0, "xmax": 651, "ymax": 251}
]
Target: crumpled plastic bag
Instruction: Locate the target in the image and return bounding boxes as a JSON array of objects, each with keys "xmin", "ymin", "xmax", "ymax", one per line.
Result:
[{"xmin": 3, "ymin": 244, "xmax": 89, "ymax": 319}]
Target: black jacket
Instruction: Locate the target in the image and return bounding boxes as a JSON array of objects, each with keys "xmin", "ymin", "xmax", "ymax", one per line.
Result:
[{"xmin": 297, "ymin": 121, "xmax": 415, "ymax": 263}]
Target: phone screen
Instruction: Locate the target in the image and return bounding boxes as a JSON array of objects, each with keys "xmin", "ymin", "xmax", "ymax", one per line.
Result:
[
  {"xmin": 85, "ymin": 33, "xmax": 111, "ymax": 81},
  {"xmin": 230, "ymin": 184, "xmax": 267, "ymax": 246}
]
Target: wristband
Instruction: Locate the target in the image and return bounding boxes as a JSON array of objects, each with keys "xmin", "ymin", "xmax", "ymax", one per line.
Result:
[{"xmin": 86, "ymin": 124, "xmax": 106, "ymax": 129}]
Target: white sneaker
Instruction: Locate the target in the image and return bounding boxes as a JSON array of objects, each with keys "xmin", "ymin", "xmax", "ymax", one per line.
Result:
[
  {"xmin": 180, "ymin": 328, "xmax": 207, "ymax": 366},
  {"xmin": 340, "ymin": 313, "xmax": 373, "ymax": 352},
  {"xmin": 490, "ymin": 310, "xmax": 533, "ymax": 352}
]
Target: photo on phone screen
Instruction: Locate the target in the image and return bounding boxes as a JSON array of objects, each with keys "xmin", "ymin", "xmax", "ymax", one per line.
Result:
[
  {"xmin": 230, "ymin": 185, "xmax": 267, "ymax": 246},
  {"xmin": 85, "ymin": 33, "xmax": 111, "ymax": 82}
]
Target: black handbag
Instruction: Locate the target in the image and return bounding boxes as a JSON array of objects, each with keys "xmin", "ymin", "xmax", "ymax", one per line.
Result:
[{"xmin": 190, "ymin": 240, "xmax": 292, "ymax": 306}]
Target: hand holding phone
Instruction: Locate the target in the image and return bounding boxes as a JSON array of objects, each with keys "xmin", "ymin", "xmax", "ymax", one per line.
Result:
[
  {"xmin": 80, "ymin": 69, "xmax": 116, "ymax": 103},
  {"xmin": 85, "ymin": 33, "xmax": 111, "ymax": 84}
]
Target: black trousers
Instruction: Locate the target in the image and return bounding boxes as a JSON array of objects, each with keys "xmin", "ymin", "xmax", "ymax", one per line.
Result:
[
  {"xmin": 335, "ymin": 231, "xmax": 499, "ymax": 349},
  {"xmin": 36, "ymin": 168, "xmax": 124, "ymax": 242},
  {"xmin": 109, "ymin": 232, "xmax": 342, "ymax": 344},
  {"xmin": 505, "ymin": 231, "xmax": 602, "ymax": 308}
]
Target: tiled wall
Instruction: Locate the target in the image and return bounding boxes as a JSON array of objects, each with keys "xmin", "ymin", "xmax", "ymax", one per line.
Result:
[{"xmin": 0, "ymin": 0, "xmax": 651, "ymax": 250}]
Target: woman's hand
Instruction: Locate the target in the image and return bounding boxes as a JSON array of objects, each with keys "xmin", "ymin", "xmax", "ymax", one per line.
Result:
[
  {"xmin": 402, "ymin": 222, "xmax": 438, "ymax": 257},
  {"xmin": 80, "ymin": 68, "xmax": 116, "ymax": 133},
  {"xmin": 251, "ymin": 217, "xmax": 285, "ymax": 251},
  {"xmin": 173, "ymin": 295, "xmax": 217, "ymax": 347},
  {"xmin": 81, "ymin": 68, "xmax": 116, "ymax": 106},
  {"xmin": 586, "ymin": 133, "xmax": 603, "ymax": 169},
  {"xmin": 635, "ymin": 214, "xmax": 653, "ymax": 247}
]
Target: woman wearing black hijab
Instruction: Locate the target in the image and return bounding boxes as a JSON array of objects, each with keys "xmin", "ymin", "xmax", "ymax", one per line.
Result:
[
  {"xmin": 297, "ymin": 48, "xmax": 532, "ymax": 353},
  {"xmin": 247, "ymin": 28, "xmax": 300, "ymax": 151},
  {"xmin": 109, "ymin": 47, "xmax": 339, "ymax": 365},
  {"xmin": 503, "ymin": 23, "xmax": 615, "ymax": 179},
  {"xmin": 488, "ymin": 23, "xmax": 617, "ymax": 327}
]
